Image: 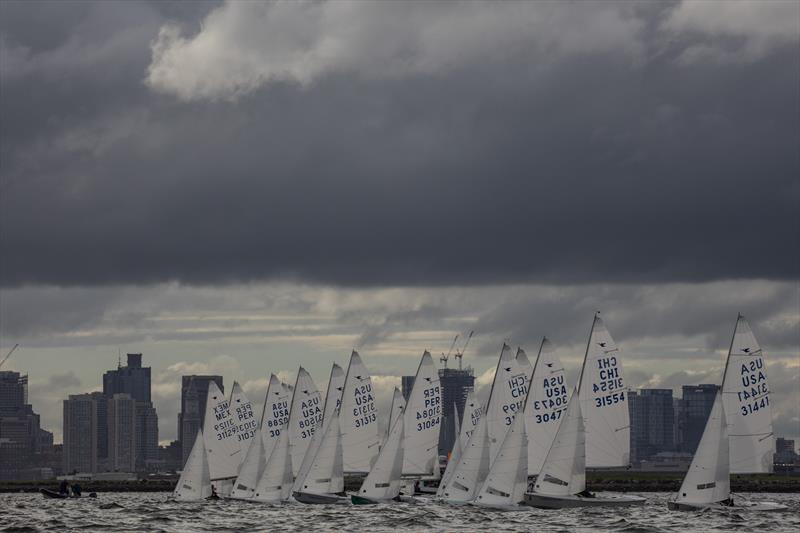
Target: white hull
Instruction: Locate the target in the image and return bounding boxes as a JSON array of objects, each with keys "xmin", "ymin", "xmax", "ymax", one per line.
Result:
[
  {"xmin": 523, "ymin": 492, "xmax": 646, "ymax": 509},
  {"xmin": 668, "ymin": 500, "xmax": 788, "ymax": 512}
]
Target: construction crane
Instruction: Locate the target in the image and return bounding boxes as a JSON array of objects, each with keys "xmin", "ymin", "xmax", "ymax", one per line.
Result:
[
  {"xmin": 454, "ymin": 331, "xmax": 473, "ymax": 370},
  {"xmin": 0, "ymin": 344, "xmax": 19, "ymax": 370},
  {"xmin": 440, "ymin": 334, "xmax": 459, "ymax": 368}
]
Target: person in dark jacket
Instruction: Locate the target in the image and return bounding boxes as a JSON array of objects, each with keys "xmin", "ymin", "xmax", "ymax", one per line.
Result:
[{"xmin": 58, "ymin": 480, "xmax": 69, "ymax": 495}]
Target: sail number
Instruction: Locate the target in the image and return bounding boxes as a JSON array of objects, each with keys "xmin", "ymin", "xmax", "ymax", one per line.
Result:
[
  {"xmin": 595, "ymin": 391, "xmax": 625, "ymax": 407},
  {"xmin": 590, "ymin": 357, "xmax": 625, "ymax": 408},
  {"xmin": 414, "ymin": 386, "xmax": 441, "ymax": 432},
  {"xmin": 532, "ymin": 375, "xmax": 568, "ymax": 424},
  {"xmin": 737, "ymin": 359, "xmax": 769, "ymax": 416}
]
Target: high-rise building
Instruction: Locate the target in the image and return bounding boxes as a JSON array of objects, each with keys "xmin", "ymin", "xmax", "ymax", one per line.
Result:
[
  {"xmin": 0, "ymin": 371, "xmax": 50, "ymax": 480},
  {"xmin": 437, "ymin": 367, "xmax": 475, "ymax": 456},
  {"xmin": 401, "ymin": 376, "xmax": 416, "ymax": 401},
  {"xmin": 63, "ymin": 392, "xmax": 106, "ymax": 474},
  {"xmin": 178, "ymin": 375, "xmax": 223, "ymax": 466},
  {"xmin": 629, "ymin": 389, "xmax": 675, "ymax": 463},
  {"xmin": 775, "ymin": 438, "xmax": 798, "ymax": 464},
  {"xmin": 103, "ymin": 353, "xmax": 158, "ymax": 472},
  {"xmin": 680, "ymin": 384, "xmax": 719, "ymax": 454},
  {"xmin": 108, "ymin": 393, "xmax": 136, "ymax": 472}
]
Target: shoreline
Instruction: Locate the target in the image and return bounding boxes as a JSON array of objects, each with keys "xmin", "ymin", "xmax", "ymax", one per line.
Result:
[{"xmin": 3, "ymin": 473, "xmax": 799, "ymax": 494}]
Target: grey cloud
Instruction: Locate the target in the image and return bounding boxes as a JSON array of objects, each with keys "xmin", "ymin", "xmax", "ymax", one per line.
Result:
[
  {"xmin": 47, "ymin": 371, "xmax": 82, "ymax": 389},
  {"xmin": 0, "ymin": 1, "xmax": 797, "ymax": 289}
]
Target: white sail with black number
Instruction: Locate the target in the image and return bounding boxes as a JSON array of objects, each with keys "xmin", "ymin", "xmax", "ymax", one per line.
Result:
[
  {"xmin": 229, "ymin": 382, "xmax": 258, "ymax": 464},
  {"xmin": 577, "ymin": 314, "xmax": 630, "ymax": 468},
  {"xmin": 203, "ymin": 381, "xmax": 242, "ymax": 492},
  {"xmin": 675, "ymin": 391, "xmax": 730, "ymax": 506},
  {"xmin": 525, "ymin": 337, "xmax": 570, "ymax": 476},
  {"xmin": 288, "ymin": 367, "xmax": 323, "ymax": 477},
  {"xmin": 340, "ymin": 351, "xmax": 380, "ymax": 473},
  {"xmin": 253, "ymin": 422, "xmax": 293, "ymax": 503},
  {"xmin": 721, "ymin": 315, "xmax": 774, "ymax": 473},
  {"xmin": 173, "ymin": 429, "xmax": 211, "ymax": 501},
  {"xmin": 358, "ymin": 413, "xmax": 405, "ymax": 501},
  {"xmin": 402, "ymin": 351, "xmax": 442, "ymax": 477},
  {"xmin": 533, "ymin": 388, "xmax": 586, "ymax": 497},
  {"xmin": 294, "ymin": 409, "xmax": 344, "ymax": 495},
  {"xmin": 487, "ymin": 344, "xmax": 529, "ymax": 463}
]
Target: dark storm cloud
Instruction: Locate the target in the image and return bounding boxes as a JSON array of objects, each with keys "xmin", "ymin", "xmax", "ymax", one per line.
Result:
[{"xmin": 0, "ymin": 1, "xmax": 798, "ymax": 289}]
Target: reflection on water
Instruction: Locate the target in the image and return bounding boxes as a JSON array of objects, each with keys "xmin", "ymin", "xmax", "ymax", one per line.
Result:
[{"xmin": 2, "ymin": 492, "xmax": 798, "ymax": 532}]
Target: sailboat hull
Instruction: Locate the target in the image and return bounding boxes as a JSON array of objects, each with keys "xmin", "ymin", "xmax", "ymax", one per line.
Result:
[
  {"xmin": 523, "ymin": 492, "xmax": 646, "ymax": 509},
  {"xmin": 668, "ymin": 500, "xmax": 788, "ymax": 512},
  {"xmin": 293, "ymin": 491, "xmax": 349, "ymax": 505},
  {"xmin": 473, "ymin": 501, "xmax": 529, "ymax": 511}
]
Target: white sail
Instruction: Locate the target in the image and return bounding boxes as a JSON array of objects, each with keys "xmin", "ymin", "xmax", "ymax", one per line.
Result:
[
  {"xmin": 402, "ymin": 351, "xmax": 442, "ymax": 476},
  {"xmin": 292, "ymin": 363, "xmax": 345, "ymax": 493},
  {"xmin": 173, "ymin": 429, "xmax": 211, "ymax": 501},
  {"xmin": 525, "ymin": 337, "xmax": 570, "ymax": 476},
  {"xmin": 230, "ymin": 375, "xmax": 289, "ymax": 499},
  {"xmin": 476, "ymin": 411, "xmax": 528, "ymax": 507},
  {"xmin": 675, "ymin": 391, "xmax": 730, "ymax": 505},
  {"xmin": 203, "ymin": 381, "xmax": 242, "ymax": 484},
  {"xmin": 721, "ymin": 315, "xmax": 774, "ymax": 473},
  {"xmin": 533, "ymin": 388, "xmax": 586, "ymax": 497},
  {"xmin": 437, "ymin": 413, "xmax": 491, "ymax": 502},
  {"xmin": 487, "ymin": 344, "xmax": 529, "ymax": 462},
  {"xmin": 288, "ymin": 367, "xmax": 323, "ymax": 477},
  {"xmin": 440, "ymin": 400, "xmax": 467, "ymax": 492},
  {"xmin": 294, "ymin": 409, "xmax": 344, "ymax": 495},
  {"xmin": 577, "ymin": 314, "xmax": 630, "ymax": 467},
  {"xmin": 229, "ymin": 382, "xmax": 258, "ymax": 464},
  {"xmin": 253, "ymin": 423, "xmax": 293, "ymax": 503},
  {"xmin": 340, "ymin": 351, "xmax": 380, "ymax": 473},
  {"xmin": 387, "ymin": 387, "xmax": 406, "ymax": 441},
  {"xmin": 516, "ymin": 347, "xmax": 534, "ymax": 381},
  {"xmin": 358, "ymin": 414, "xmax": 405, "ymax": 501},
  {"xmin": 460, "ymin": 390, "xmax": 483, "ymax": 449}
]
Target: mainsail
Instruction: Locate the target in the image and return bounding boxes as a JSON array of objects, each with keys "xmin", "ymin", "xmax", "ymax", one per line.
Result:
[
  {"xmin": 288, "ymin": 367, "xmax": 323, "ymax": 477},
  {"xmin": 340, "ymin": 351, "xmax": 380, "ymax": 473},
  {"xmin": 402, "ymin": 351, "xmax": 442, "ymax": 477},
  {"xmin": 322, "ymin": 363, "xmax": 346, "ymax": 425},
  {"xmin": 577, "ymin": 314, "xmax": 630, "ymax": 468},
  {"xmin": 475, "ymin": 407, "xmax": 528, "ymax": 507},
  {"xmin": 525, "ymin": 337, "xmax": 570, "ymax": 476},
  {"xmin": 253, "ymin": 422, "xmax": 293, "ymax": 503},
  {"xmin": 533, "ymin": 388, "xmax": 586, "ymax": 497},
  {"xmin": 229, "ymin": 382, "xmax": 258, "ymax": 463},
  {"xmin": 173, "ymin": 429, "xmax": 211, "ymax": 501},
  {"xmin": 721, "ymin": 315, "xmax": 774, "ymax": 473},
  {"xmin": 203, "ymin": 381, "xmax": 242, "ymax": 487},
  {"xmin": 358, "ymin": 413, "xmax": 406, "ymax": 501},
  {"xmin": 487, "ymin": 343, "xmax": 529, "ymax": 462},
  {"xmin": 675, "ymin": 391, "xmax": 730, "ymax": 505}
]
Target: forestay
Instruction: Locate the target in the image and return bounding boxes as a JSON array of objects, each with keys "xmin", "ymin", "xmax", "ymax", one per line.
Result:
[
  {"xmin": 476, "ymin": 410, "xmax": 528, "ymax": 507},
  {"xmin": 533, "ymin": 388, "xmax": 586, "ymax": 497},
  {"xmin": 358, "ymin": 414, "xmax": 405, "ymax": 501},
  {"xmin": 229, "ymin": 382, "xmax": 258, "ymax": 463},
  {"xmin": 721, "ymin": 315, "xmax": 774, "ymax": 473},
  {"xmin": 577, "ymin": 314, "xmax": 630, "ymax": 468},
  {"xmin": 675, "ymin": 391, "xmax": 730, "ymax": 505},
  {"xmin": 173, "ymin": 429, "xmax": 211, "ymax": 501},
  {"xmin": 525, "ymin": 337, "xmax": 570, "ymax": 476},
  {"xmin": 402, "ymin": 351, "xmax": 442, "ymax": 476},
  {"xmin": 203, "ymin": 381, "xmax": 242, "ymax": 483},
  {"xmin": 340, "ymin": 351, "xmax": 380, "ymax": 473},
  {"xmin": 253, "ymin": 423, "xmax": 293, "ymax": 503},
  {"xmin": 288, "ymin": 367, "xmax": 323, "ymax": 477}
]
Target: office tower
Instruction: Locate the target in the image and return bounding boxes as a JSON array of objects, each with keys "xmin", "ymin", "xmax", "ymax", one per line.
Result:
[
  {"xmin": 629, "ymin": 389, "xmax": 675, "ymax": 463},
  {"xmin": 178, "ymin": 375, "xmax": 223, "ymax": 466},
  {"xmin": 63, "ymin": 392, "xmax": 106, "ymax": 474},
  {"xmin": 437, "ymin": 367, "xmax": 475, "ymax": 456},
  {"xmin": 401, "ymin": 376, "xmax": 415, "ymax": 402},
  {"xmin": 775, "ymin": 438, "xmax": 797, "ymax": 464},
  {"xmin": 103, "ymin": 353, "xmax": 158, "ymax": 472},
  {"xmin": 680, "ymin": 384, "xmax": 719, "ymax": 454},
  {"xmin": 107, "ymin": 393, "xmax": 136, "ymax": 472},
  {"xmin": 0, "ymin": 371, "xmax": 50, "ymax": 480}
]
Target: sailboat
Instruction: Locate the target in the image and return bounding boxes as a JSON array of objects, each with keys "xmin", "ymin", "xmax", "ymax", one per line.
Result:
[
  {"xmin": 253, "ymin": 421, "xmax": 294, "ymax": 503},
  {"xmin": 402, "ymin": 351, "xmax": 441, "ymax": 479},
  {"xmin": 438, "ymin": 391, "xmax": 482, "ymax": 494},
  {"xmin": 524, "ymin": 315, "xmax": 645, "ymax": 509},
  {"xmin": 668, "ymin": 317, "xmax": 787, "ymax": 512},
  {"xmin": 292, "ymin": 409, "xmax": 348, "ymax": 504},
  {"xmin": 340, "ymin": 351, "xmax": 381, "ymax": 474},
  {"xmin": 173, "ymin": 428, "xmax": 212, "ymax": 501},
  {"xmin": 230, "ymin": 375, "xmax": 290, "ymax": 500},
  {"xmin": 352, "ymin": 411, "xmax": 406, "ymax": 504},
  {"xmin": 524, "ymin": 337, "xmax": 569, "ymax": 477},
  {"xmin": 288, "ymin": 367, "xmax": 323, "ymax": 477},
  {"xmin": 229, "ymin": 382, "xmax": 258, "ymax": 463},
  {"xmin": 203, "ymin": 381, "xmax": 243, "ymax": 497},
  {"xmin": 386, "ymin": 387, "xmax": 406, "ymax": 444},
  {"xmin": 437, "ymin": 344, "xmax": 520, "ymax": 503}
]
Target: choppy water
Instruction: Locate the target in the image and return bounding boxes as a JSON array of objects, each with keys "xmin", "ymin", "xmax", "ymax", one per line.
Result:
[{"xmin": 1, "ymin": 492, "xmax": 797, "ymax": 532}]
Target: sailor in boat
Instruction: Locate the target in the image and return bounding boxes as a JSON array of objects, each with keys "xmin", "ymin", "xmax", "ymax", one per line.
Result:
[
  {"xmin": 71, "ymin": 483, "xmax": 82, "ymax": 497},
  {"xmin": 208, "ymin": 485, "xmax": 220, "ymax": 500},
  {"xmin": 58, "ymin": 480, "xmax": 69, "ymax": 496}
]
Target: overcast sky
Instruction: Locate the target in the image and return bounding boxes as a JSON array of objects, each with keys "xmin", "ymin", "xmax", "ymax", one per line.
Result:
[{"xmin": 0, "ymin": 0, "xmax": 797, "ymax": 446}]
